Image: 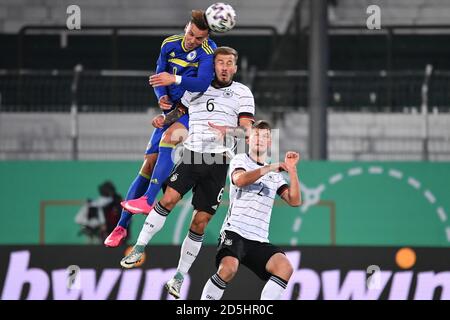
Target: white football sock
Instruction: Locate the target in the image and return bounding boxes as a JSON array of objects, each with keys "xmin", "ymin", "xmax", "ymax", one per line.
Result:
[
  {"xmin": 260, "ymin": 275, "xmax": 287, "ymax": 300},
  {"xmin": 136, "ymin": 202, "xmax": 169, "ymax": 246},
  {"xmin": 201, "ymin": 274, "xmax": 227, "ymax": 300},
  {"xmin": 177, "ymin": 229, "xmax": 204, "ymax": 276}
]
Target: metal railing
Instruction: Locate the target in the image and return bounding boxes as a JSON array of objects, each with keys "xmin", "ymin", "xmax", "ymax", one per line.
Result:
[
  {"xmin": 1, "ymin": 68, "xmax": 450, "ymax": 161},
  {"xmin": 2, "ymin": 68, "xmax": 450, "ymax": 113},
  {"xmin": 300, "ymin": 25, "xmax": 450, "ymax": 108},
  {"xmin": 0, "ymin": 68, "xmax": 155, "ymax": 112},
  {"xmin": 421, "ymin": 64, "xmax": 433, "ymax": 161},
  {"xmin": 17, "ymin": 25, "xmax": 280, "ymax": 70},
  {"xmin": 252, "ymin": 69, "xmax": 450, "ymax": 111}
]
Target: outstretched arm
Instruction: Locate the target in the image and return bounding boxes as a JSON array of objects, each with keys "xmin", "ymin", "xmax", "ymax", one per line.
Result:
[
  {"xmin": 208, "ymin": 117, "xmax": 254, "ymax": 139},
  {"xmin": 232, "ymin": 163, "xmax": 288, "ymax": 188},
  {"xmin": 149, "ymin": 53, "xmax": 214, "ymax": 92},
  {"xmin": 179, "ymin": 54, "xmax": 214, "ymax": 92},
  {"xmin": 279, "ymin": 152, "xmax": 302, "ymax": 207}
]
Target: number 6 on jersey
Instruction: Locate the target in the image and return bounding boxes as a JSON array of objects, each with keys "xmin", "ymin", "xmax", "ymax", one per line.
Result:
[{"xmin": 206, "ymin": 98, "xmax": 215, "ymax": 112}]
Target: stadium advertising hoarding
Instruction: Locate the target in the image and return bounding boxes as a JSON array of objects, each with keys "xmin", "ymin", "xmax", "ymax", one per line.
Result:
[
  {"xmin": 0, "ymin": 245, "xmax": 449, "ymax": 300},
  {"xmin": 1, "ymin": 161, "xmax": 450, "ymax": 247}
]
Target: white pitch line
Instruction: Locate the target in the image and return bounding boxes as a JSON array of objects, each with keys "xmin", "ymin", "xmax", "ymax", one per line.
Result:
[
  {"xmin": 292, "ymin": 217, "xmax": 302, "ymax": 232},
  {"xmin": 388, "ymin": 169, "xmax": 403, "ymax": 179},
  {"xmin": 446, "ymin": 227, "xmax": 450, "ymax": 242},
  {"xmin": 348, "ymin": 167, "xmax": 362, "ymax": 176},
  {"xmin": 437, "ymin": 207, "xmax": 448, "ymax": 222},
  {"xmin": 290, "ymin": 238, "xmax": 298, "ymax": 246},
  {"xmin": 369, "ymin": 166, "xmax": 383, "ymax": 174},
  {"xmin": 424, "ymin": 190, "xmax": 436, "ymax": 204},
  {"xmin": 329, "ymin": 173, "xmax": 343, "ymax": 185},
  {"xmin": 407, "ymin": 177, "xmax": 421, "ymax": 189}
]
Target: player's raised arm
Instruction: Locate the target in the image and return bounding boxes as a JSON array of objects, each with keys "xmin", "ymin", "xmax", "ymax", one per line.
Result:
[
  {"xmin": 152, "ymin": 41, "xmax": 170, "ymax": 102},
  {"xmin": 149, "ymin": 53, "xmax": 214, "ymax": 92},
  {"xmin": 279, "ymin": 152, "xmax": 302, "ymax": 207},
  {"xmin": 178, "ymin": 51, "xmax": 215, "ymax": 92}
]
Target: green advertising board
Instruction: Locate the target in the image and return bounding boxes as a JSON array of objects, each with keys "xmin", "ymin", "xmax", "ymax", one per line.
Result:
[{"xmin": 0, "ymin": 161, "xmax": 449, "ymax": 247}]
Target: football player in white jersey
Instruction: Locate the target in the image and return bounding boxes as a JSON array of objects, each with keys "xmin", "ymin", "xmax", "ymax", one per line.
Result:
[
  {"xmin": 120, "ymin": 47, "xmax": 256, "ymax": 299},
  {"xmin": 201, "ymin": 120, "xmax": 302, "ymax": 300}
]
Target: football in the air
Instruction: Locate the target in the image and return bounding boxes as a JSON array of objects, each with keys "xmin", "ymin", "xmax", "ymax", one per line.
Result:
[{"xmin": 205, "ymin": 2, "xmax": 237, "ymax": 33}]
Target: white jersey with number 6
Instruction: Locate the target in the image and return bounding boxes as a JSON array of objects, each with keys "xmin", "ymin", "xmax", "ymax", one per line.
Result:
[{"xmin": 181, "ymin": 81, "xmax": 255, "ymax": 154}]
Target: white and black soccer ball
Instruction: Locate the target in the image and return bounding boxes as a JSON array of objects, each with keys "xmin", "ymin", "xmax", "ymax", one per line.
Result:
[{"xmin": 205, "ymin": 2, "xmax": 237, "ymax": 33}]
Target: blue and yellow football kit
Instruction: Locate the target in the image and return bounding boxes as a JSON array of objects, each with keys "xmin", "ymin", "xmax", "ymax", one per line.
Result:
[
  {"xmin": 115, "ymin": 35, "xmax": 217, "ymax": 230},
  {"xmin": 147, "ymin": 34, "xmax": 217, "ymax": 154}
]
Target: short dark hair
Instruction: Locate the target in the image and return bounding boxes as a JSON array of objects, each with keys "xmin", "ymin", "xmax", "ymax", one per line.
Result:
[
  {"xmin": 252, "ymin": 120, "xmax": 271, "ymax": 131},
  {"xmin": 214, "ymin": 46, "xmax": 239, "ymax": 64},
  {"xmin": 191, "ymin": 10, "xmax": 209, "ymax": 31},
  {"xmin": 99, "ymin": 181, "xmax": 116, "ymax": 197}
]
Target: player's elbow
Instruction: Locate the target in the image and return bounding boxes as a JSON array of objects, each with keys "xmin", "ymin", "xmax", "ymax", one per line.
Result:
[
  {"xmin": 289, "ymin": 198, "xmax": 302, "ymax": 207},
  {"xmin": 233, "ymin": 179, "xmax": 246, "ymax": 188}
]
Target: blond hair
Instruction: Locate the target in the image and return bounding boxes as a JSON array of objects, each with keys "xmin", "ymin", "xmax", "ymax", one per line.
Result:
[{"xmin": 214, "ymin": 46, "xmax": 238, "ymax": 64}]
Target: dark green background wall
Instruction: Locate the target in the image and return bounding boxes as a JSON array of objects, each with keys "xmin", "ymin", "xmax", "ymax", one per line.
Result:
[{"xmin": 1, "ymin": 161, "xmax": 449, "ymax": 246}]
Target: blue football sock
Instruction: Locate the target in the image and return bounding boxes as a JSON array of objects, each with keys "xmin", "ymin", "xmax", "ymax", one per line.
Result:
[
  {"xmin": 117, "ymin": 172, "xmax": 150, "ymax": 228},
  {"xmin": 144, "ymin": 143, "xmax": 175, "ymax": 205}
]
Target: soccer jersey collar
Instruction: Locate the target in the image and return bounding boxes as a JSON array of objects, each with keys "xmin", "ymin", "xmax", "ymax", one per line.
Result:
[
  {"xmin": 181, "ymin": 36, "xmax": 192, "ymax": 53},
  {"xmin": 246, "ymin": 153, "xmax": 265, "ymax": 166},
  {"xmin": 212, "ymin": 80, "xmax": 234, "ymax": 89}
]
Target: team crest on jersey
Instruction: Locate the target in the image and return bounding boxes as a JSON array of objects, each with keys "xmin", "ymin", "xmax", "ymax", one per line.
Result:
[
  {"xmin": 186, "ymin": 50, "xmax": 197, "ymax": 61},
  {"xmin": 223, "ymin": 89, "xmax": 233, "ymax": 98},
  {"xmin": 224, "ymin": 238, "xmax": 233, "ymax": 246},
  {"xmin": 169, "ymin": 52, "xmax": 175, "ymax": 57},
  {"xmin": 170, "ymin": 173, "xmax": 178, "ymax": 182}
]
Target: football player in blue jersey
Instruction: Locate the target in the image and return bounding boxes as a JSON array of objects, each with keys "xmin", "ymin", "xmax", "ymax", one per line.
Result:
[{"xmin": 104, "ymin": 9, "xmax": 217, "ymax": 247}]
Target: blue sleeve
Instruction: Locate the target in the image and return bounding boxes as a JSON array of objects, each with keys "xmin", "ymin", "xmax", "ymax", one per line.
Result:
[
  {"xmin": 179, "ymin": 52, "xmax": 214, "ymax": 92},
  {"xmin": 154, "ymin": 43, "xmax": 169, "ymax": 100}
]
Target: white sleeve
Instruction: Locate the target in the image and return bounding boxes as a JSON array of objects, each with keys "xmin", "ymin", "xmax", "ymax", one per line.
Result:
[
  {"xmin": 238, "ymin": 86, "xmax": 255, "ymax": 121},
  {"xmin": 276, "ymin": 174, "xmax": 289, "ymax": 196},
  {"xmin": 180, "ymin": 90, "xmax": 193, "ymax": 107},
  {"xmin": 229, "ymin": 155, "xmax": 247, "ymax": 184}
]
